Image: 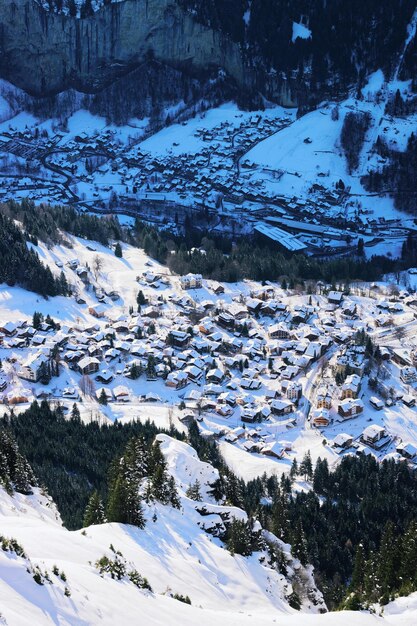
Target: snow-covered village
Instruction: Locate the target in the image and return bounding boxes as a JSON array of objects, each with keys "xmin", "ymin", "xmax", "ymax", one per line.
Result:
[
  {"xmin": 2, "ymin": 230, "xmax": 417, "ymax": 478},
  {"xmin": 4, "ymin": 1, "xmax": 417, "ymax": 625}
]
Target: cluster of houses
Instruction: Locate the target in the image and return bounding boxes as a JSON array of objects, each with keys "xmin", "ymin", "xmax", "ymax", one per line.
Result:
[{"xmin": 1, "ymin": 261, "xmax": 417, "ymax": 468}]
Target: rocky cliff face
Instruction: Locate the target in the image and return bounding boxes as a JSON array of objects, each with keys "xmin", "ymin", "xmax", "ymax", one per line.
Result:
[{"xmin": 0, "ymin": 0, "xmax": 247, "ymax": 96}]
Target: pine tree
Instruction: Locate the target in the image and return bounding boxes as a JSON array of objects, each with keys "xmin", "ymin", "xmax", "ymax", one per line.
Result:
[
  {"xmin": 168, "ymin": 476, "xmax": 181, "ymax": 509},
  {"xmin": 83, "ymin": 491, "xmax": 106, "ymax": 527},
  {"xmin": 350, "ymin": 544, "xmax": 365, "ymax": 594},
  {"xmin": 151, "ymin": 465, "xmax": 170, "ymax": 505},
  {"xmin": 291, "ymin": 519, "xmax": 308, "ymax": 566},
  {"xmin": 71, "ymin": 403, "xmax": 81, "ymax": 422},
  {"xmin": 107, "ymin": 473, "xmax": 127, "ymax": 523},
  {"xmin": 186, "ymin": 479, "xmax": 202, "ymax": 501},
  {"xmin": 299, "ymin": 451, "xmax": 313, "ymax": 481},
  {"xmin": 98, "ymin": 388, "xmax": 108, "ymax": 405},
  {"xmin": 114, "ymin": 243, "xmax": 123, "ymax": 258},
  {"xmin": 226, "ymin": 519, "xmax": 253, "ymax": 557}
]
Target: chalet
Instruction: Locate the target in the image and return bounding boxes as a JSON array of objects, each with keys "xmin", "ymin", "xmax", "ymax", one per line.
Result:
[
  {"xmin": 166, "ymin": 371, "xmax": 189, "ymax": 389},
  {"xmin": 341, "ymin": 374, "xmax": 361, "ymax": 400},
  {"xmin": 397, "ymin": 442, "xmax": 417, "ymax": 459},
  {"xmin": 211, "ymin": 282, "xmax": 225, "ymax": 295},
  {"xmin": 0, "ymin": 321, "xmax": 20, "ymax": 337},
  {"xmin": 96, "ymin": 370, "xmax": 114, "ymax": 384},
  {"xmin": 18, "ymin": 352, "xmax": 50, "ymax": 382},
  {"xmin": 180, "ymin": 273, "xmax": 202, "ymax": 290},
  {"xmin": 168, "ymin": 330, "xmax": 190, "ymax": 349},
  {"xmin": 269, "ymin": 323, "xmax": 290, "ymax": 339},
  {"xmin": 78, "ymin": 356, "xmax": 100, "ymax": 375},
  {"xmin": 316, "ymin": 385, "xmax": 332, "ymax": 409},
  {"xmin": 338, "ymin": 398, "xmax": 364, "ymax": 419},
  {"xmin": 271, "ymin": 398, "xmax": 294, "ymax": 416},
  {"xmin": 7, "ymin": 388, "xmax": 31, "ymax": 404},
  {"xmin": 333, "ymin": 433, "xmax": 354, "ymax": 449},
  {"xmin": 95, "ymin": 387, "xmax": 113, "ymax": 402},
  {"xmin": 400, "ymin": 366, "xmax": 417, "ymax": 384},
  {"xmin": 113, "ymin": 385, "xmax": 130, "ymax": 402},
  {"xmin": 311, "ymin": 408, "xmax": 331, "ymax": 427},
  {"xmin": 206, "ymin": 368, "xmax": 224, "ymax": 384},
  {"xmin": 392, "ymin": 348, "xmax": 413, "ymax": 367},
  {"xmin": 241, "ymin": 378, "xmax": 262, "ymax": 390},
  {"xmin": 281, "ymin": 380, "xmax": 302, "ymax": 402},
  {"xmin": 217, "ymin": 312, "xmax": 235, "ymax": 329},
  {"xmin": 402, "ymin": 394, "xmax": 416, "ymax": 408},
  {"xmin": 88, "ymin": 303, "xmax": 107, "ymax": 319},
  {"xmin": 328, "ymin": 291, "xmax": 343, "ymax": 305},
  {"xmin": 261, "ymin": 442, "xmax": 285, "ymax": 459},
  {"xmin": 0, "ymin": 375, "xmax": 7, "ymax": 392},
  {"xmin": 370, "ymin": 396, "xmax": 384, "ymax": 411},
  {"xmin": 184, "ymin": 365, "xmax": 203, "ymax": 383},
  {"xmin": 362, "ymin": 424, "xmax": 386, "ymax": 446},
  {"xmin": 246, "ymin": 298, "xmax": 263, "ymax": 314}
]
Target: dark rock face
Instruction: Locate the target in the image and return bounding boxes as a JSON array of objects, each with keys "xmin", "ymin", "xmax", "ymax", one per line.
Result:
[{"xmin": 0, "ymin": 0, "xmax": 248, "ymax": 96}]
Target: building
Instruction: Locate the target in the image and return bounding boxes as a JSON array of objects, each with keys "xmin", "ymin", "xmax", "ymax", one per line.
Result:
[
  {"xmin": 400, "ymin": 366, "xmax": 417, "ymax": 384},
  {"xmin": 180, "ymin": 273, "xmax": 202, "ymax": 290},
  {"xmin": 18, "ymin": 352, "xmax": 50, "ymax": 382},
  {"xmin": 362, "ymin": 424, "xmax": 386, "ymax": 446},
  {"xmin": 78, "ymin": 356, "xmax": 100, "ymax": 375},
  {"xmin": 271, "ymin": 398, "xmax": 294, "ymax": 416},
  {"xmin": 333, "ymin": 433, "xmax": 354, "ymax": 449},
  {"xmin": 340, "ymin": 374, "xmax": 361, "ymax": 400},
  {"xmin": 311, "ymin": 408, "xmax": 331, "ymax": 427},
  {"xmin": 338, "ymin": 398, "xmax": 364, "ymax": 420}
]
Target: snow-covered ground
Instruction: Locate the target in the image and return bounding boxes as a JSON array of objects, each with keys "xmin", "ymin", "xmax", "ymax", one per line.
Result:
[{"xmin": 1, "ymin": 434, "xmax": 417, "ymax": 625}]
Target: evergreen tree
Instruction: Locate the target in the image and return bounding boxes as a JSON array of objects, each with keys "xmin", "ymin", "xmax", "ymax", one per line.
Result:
[
  {"xmin": 71, "ymin": 403, "xmax": 81, "ymax": 422},
  {"xmin": 168, "ymin": 476, "xmax": 181, "ymax": 509},
  {"xmin": 226, "ymin": 518, "xmax": 253, "ymax": 557},
  {"xmin": 291, "ymin": 519, "xmax": 308, "ymax": 566},
  {"xmin": 299, "ymin": 451, "xmax": 313, "ymax": 481},
  {"xmin": 114, "ymin": 242, "xmax": 123, "ymax": 258},
  {"xmin": 186, "ymin": 479, "xmax": 202, "ymax": 501},
  {"xmin": 98, "ymin": 388, "xmax": 108, "ymax": 405},
  {"xmin": 83, "ymin": 491, "xmax": 106, "ymax": 526}
]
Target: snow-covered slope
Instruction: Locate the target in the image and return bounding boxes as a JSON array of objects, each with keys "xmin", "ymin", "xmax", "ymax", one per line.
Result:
[
  {"xmin": 0, "ymin": 435, "xmax": 323, "ymax": 625},
  {"xmin": 0, "ymin": 435, "xmax": 415, "ymax": 625}
]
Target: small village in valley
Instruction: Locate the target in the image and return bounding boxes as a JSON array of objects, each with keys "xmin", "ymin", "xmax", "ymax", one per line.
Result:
[{"xmin": 2, "ymin": 234, "xmax": 417, "ymax": 480}]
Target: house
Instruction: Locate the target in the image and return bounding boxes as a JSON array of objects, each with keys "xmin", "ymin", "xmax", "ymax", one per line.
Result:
[
  {"xmin": 311, "ymin": 408, "xmax": 331, "ymax": 427},
  {"xmin": 95, "ymin": 387, "xmax": 113, "ymax": 402},
  {"xmin": 271, "ymin": 398, "xmax": 294, "ymax": 416},
  {"xmin": 402, "ymin": 394, "xmax": 416, "ymax": 408},
  {"xmin": 78, "ymin": 356, "xmax": 100, "ymax": 375},
  {"xmin": 168, "ymin": 330, "xmax": 190, "ymax": 349},
  {"xmin": 341, "ymin": 374, "xmax": 361, "ymax": 399},
  {"xmin": 362, "ymin": 424, "xmax": 386, "ymax": 446},
  {"xmin": 338, "ymin": 398, "xmax": 364, "ymax": 419},
  {"xmin": 328, "ymin": 291, "xmax": 343, "ymax": 305},
  {"xmin": 0, "ymin": 375, "xmax": 7, "ymax": 392},
  {"xmin": 166, "ymin": 371, "xmax": 189, "ymax": 389},
  {"xmin": 88, "ymin": 303, "xmax": 107, "ymax": 319},
  {"xmin": 316, "ymin": 385, "xmax": 332, "ymax": 409},
  {"xmin": 370, "ymin": 396, "xmax": 384, "ymax": 411},
  {"xmin": 269, "ymin": 323, "xmax": 290, "ymax": 339},
  {"xmin": 281, "ymin": 380, "xmax": 302, "ymax": 402},
  {"xmin": 180, "ymin": 273, "xmax": 202, "ymax": 290},
  {"xmin": 333, "ymin": 433, "xmax": 354, "ymax": 449},
  {"xmin": 211, "ymin": 282, "xmax": 225, "ymax": 295},
  {"xmin": 396, "ymin": 442, "xmax": 417, "ymax": 459},
  {"xmin": 18, "ymin": 352, "xmax": 50, "ymax": 382},
  {"xmin": 113, "ymin": 385, "xmax": 130, "ymax": 402},
  {"xmin": 261, "ymin": 442, "xmax": 285, "ymax": 459},
  {"xmin": 400, "ymin": 366, "xmax": 417, "ymax": 384}
]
